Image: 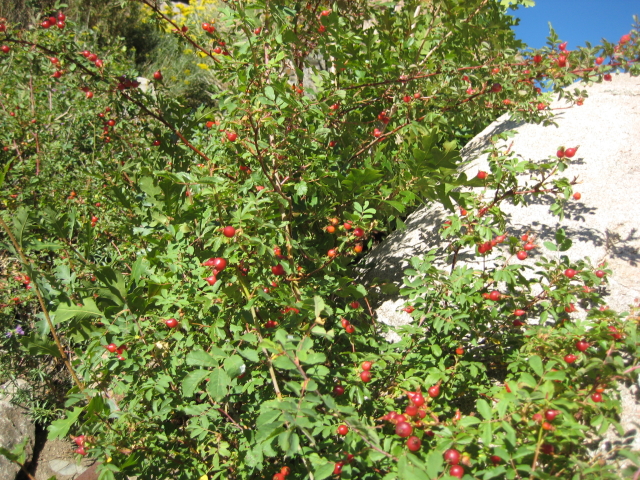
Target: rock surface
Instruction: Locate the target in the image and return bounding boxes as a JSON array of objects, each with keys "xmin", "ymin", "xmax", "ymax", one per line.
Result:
[
  {"xmin": 360, "ymin": 72, "xmax": 640, "ymax": 451},
  {"xmin": 362, "ymin": 72, "xmax": 640, "ymax": 316},
  {"xmin": 0, "ymin": 380, "xmax": 36, "ymax": 480}
]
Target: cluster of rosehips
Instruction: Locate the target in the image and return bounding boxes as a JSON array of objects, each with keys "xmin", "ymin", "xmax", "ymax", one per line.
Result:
[
  {"xmin": 90, "ymin": 215, "xmax": 98, "ymax": 228},
  {"xmin": 79, "ymin": 86, "xmax": 94, "ymax": 99},
  {"xmin": 80, "ymin": 49, "xmax": 103, "ymax": 68},
  {"xmin": 97, "ymin": 107, "xmax": 115, "ymax": 142},
  {"xmin": 15, "ymin": 274, "xmax": 32, "ymax": 291},
  {"xmin": 202, "ymin": 257, "xmax": 227, "ymax": 286},
  {"xmin": 340, "ymin": 317, "xmax": 356, "ymax": 335},
  {"xmin": 201, "ymin": 20, "xmax": 216, "ymax": 34},
  {"xmin": 0, "ymin": 18, "xmax": 6, "ymax": 33},
  {"xmin": 332, "ymin": 452, "xmax": 354, "ymax": 476},
  {"xmin": 515, "ymin": 233, "xmax": 537, "ymax": 260},
  {"xmin": 402, "ymin": 92, "xmax": 422, "ymax": 102},
  {"xmin": 71, "ymin": 434, "xmax": 87, "ymax": 456},
  {"xmin": 105, "ymin": 343, "xmax": 126, "ymax": 360},
  {"xmin": 377, "ymin": 110, "xmax": 391, "ymax": 124},
  {"xmin": 532, "ymin": 408, "xmax": 562, "ymax": 432},
  {"xmin": 41, "ymin": 12, "xmax": 65, "ymax": 29},
  {"xmin": 443, "ymin": 448, "xmax": 466, "ymax": 478},
  {"xmin": 271, "ymin": 466, "xmax": 291, "ymax": 480},
  {"xmin": 477, "ymin": 232, "xmax": 507, "ymax": 255},
  {"xmin": 115, "ymin": 75, "xmax": 140, "ymax": 91}
]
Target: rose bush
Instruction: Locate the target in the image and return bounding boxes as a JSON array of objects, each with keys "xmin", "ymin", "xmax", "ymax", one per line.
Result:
[{"xmin": 1, "ymin": 1, "xmax": 639, "ymax": 479}]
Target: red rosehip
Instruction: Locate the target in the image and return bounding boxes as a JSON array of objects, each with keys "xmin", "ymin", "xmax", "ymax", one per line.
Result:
[
  {"xmin": 75, "ymin": 446, "xmax": 86, "ymax": 456},
  {"xmin": 349, "ymin": 301, "xmax": 360, "ymax": 309},
  {"xmin": 353, "ymin": 227, "xmax": 364, "ymax": 238},
  {"xmin": 444, "ymin": 448, "xmax": 461, "ymax": 465},
  {"xmin": 205, "ymin": 275, "xmax": 217, "ymax": 286},
  {"xmin": 491, "ymin": 83, "xmax": 502, "ymax": 93},
  {"xmin": 360, "ymin": 371, "xmax": 372, "ymax": 383},
  {"xmin": 105, "ymin": 343, "xmax": 118, "ymax": 353},
  {"xmin": 373, "ymin": 128, "xmax": 382, "ymax": 138},
  {"xmin": 514, "ymin": 309, "xmax": 526, "ymax": 316},
  {"xmin": 595, "ymin": 270, "xmax": 605, "ymax": 278},
  {"xmin": 333, "ymin": 462, "xmax": 343, "ymax": 475},
  {"xmin": 345, "ymin": 324, "xmax": 355, "ymax": 334},
  {"xmin": 405, "ymin": 405, "xmax": 418, "ymax": 417},
  {"xmin": 488, "ymin": 290, "xmax": 501, "ymax": 301},
  {"xmin": 541, "ymin": 443, "xmax": 554, "ymax": 455},
  {"xmin": 564, "ymin": 268, "xmax": 577, "ymax": 278},
  {"xmin": 272, "ymin": 264, "xmax": 286, "ymax": 276},
  {"xmin": 545, "ymin": 409, "xmax": 560, "ymax": 421},
  {"xmin": 428, "ymin": 385, "xmax": 440, "ymax": 398},
  {"xmin": 333, "ymin": 385, "xmax": 345, "ymax": 396},
  {"xmin": 455, "ymin": 347, "xmax": 464, "ymax": 355},
  {"xmin": 477, "ymin": 170, "xmax": 488, "ymax": 180},
  {"xmin": 406, "ymin": 435, "xmax": 421, "ymax": 451},
  {"xmin": 596, "ymin": 57, "xmax": 604, "ymax": 65},
  {"xmin": 491, "ymin": 455, "xmax": 501, "ymax": 465},
  {"xmin": 411, "ymin": 392, "xmax": 425, "ymax": 407},
  {"xmin": 516, "ymin": 250, "xmax": 527, "ymax": 260},
  {"xmin": 620, "ymin": 34, "xmax": 631, "ymax": 44},
  {"xmin": 524, "ymin": 242, "xmax": 535, "ymax": 251},
  {"xmin": 361, "ymin": 361, "xmax": 372, "ymax": 371},
  {"xmin": 153, "ymin": 70, "xmax": 162, "ymax": 80},
  {"xmin": 604, "ymin": 74, "xmax": 612, "ymax": 81},
  {"xmin": 395, "ymin": 421, "xmax": 413, "ymax": 438},
  {"xmin": 403, "ymin": 306, "xmax": 414, "ymax": 313},
  {"xmin": 222, "ymin": 226, "xmax": 236, "ymax": 238},
  {"xmin": 337, "ymin": 424, "xmax": 348, "ymax": 436},
  {"xmin": 212, "ymin": 257, "xmax": 227, "ymax": 271},
  {"xmin": 226, "ymin": 131, "xmax": 238, "ymax": 142},
  {"xmin": 591, "ymin": 392, "xmax": 603, "ymax": 403},
  {"xmin": 165, "ymin": 318, "xmax": 178, "ymax": 328},
  {"xmin": 564, "ymin": 147, "xmax": 577, "ymax": 158},
  {"xmin": 564, "ymin": 354, "xmax": 577, "ymax": 364}
]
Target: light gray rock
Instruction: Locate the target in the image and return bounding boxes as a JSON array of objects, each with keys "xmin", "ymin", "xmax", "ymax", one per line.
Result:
[
  {"xmin": 360, "ymin": 72, "xmax": 640, "ymax": 454},
  {"xmin": 362, "ymin": 72, "xmax": 640, "ymax": 319},
  {"xmin": 0, "ymin": 380, "xmax": 36, "ymax": 480}
]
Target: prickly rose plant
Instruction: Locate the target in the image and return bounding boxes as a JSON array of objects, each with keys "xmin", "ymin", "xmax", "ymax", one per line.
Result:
[{"xmin": 0, "ymin": 2, "xmax": 639, "ymax": 480}]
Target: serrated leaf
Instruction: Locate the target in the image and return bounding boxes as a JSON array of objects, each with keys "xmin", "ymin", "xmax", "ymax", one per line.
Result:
[
  {"xmin": 52, "ymin": 298, "xmax": 103, "ymax": 325},
  {"xmin": 529, "ymin": 355, "xmax": 544, "ymax": 377},
  {"xmin": 206, "ymin": 368, "xmax": 230, "ymax": 401},
  {"xmin": 477, "ymin": 399, "xmax": 492, "ymax": 420},
  {"xmin": 48, "ymin": 407, "xmax": 83, "ymax": 440},
  {"xmin": 186, "ymin": 350, "xmax": 218, "ymax": 367},
  {"xmin": 543, "ymin": 241, "xmax": 557, "ymax": 251},
  {"xmin": 182, "ymin": 370, "xmax": 209, "ymax": 397},
  {"xmin": 224, "ymin": 355, "xmax": 245, "ymax": 378}
]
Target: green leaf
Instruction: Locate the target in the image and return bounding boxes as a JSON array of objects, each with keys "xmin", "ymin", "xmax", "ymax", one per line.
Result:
[
  {"xmin": 543, "ymin": 241, "xmax": 557, "ymax": 251},
  {"xmin": 477, "ymin": 399, "xmax": 492, "ymax": 421},
  {"xmin": 529, "ymin": 355, "xmax": 544, "ymax": 377},
  {"xmin": 52, "ymin": 298, "xmax": 103, "ymax": 325},
  {"xmin": 223, "ymin": 355, "xmax": 245, "ymax": 378},
  {"xmin": 48, "ymin": 407, "xmax": 83, "ymax": 440},
  {"xmin": 239, "ymin": 348, "xmax": 260, "ymax": 363},
  {"xmin": 182, "ymin": 370, "xmax": 209, "ymax": 397},
  {"xmin": 206, "ymin": 368, "xmax": 230, "ymax": 401},
  {"xmin": 301, "ymin": 352, "xmax": 326, "ymax": 365},
  {"xmin": 313, "ymin": 462, "xmax": 336, "ymax": 480},
  {"xmin": 186, "ymin": 350, "xmax": 218, "ymax": 367},
  {"xmin": 18, "ymin": 335, "xmax": 61, "ymax": 358},
  {"xmin": 398, "ymin": 453, "xmax": 429, "ymax": 480}
]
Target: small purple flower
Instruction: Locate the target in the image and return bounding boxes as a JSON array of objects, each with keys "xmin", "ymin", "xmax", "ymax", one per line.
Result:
[
  {"xmin": 15, "ymin": 326, "xmax": 25, "ymax": 336},
  {"xmin": 4, "ymin": 331, "xmax": 12, "ymax": 338}
]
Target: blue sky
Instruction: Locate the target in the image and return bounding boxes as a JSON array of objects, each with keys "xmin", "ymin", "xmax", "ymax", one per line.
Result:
[{"xmin": 509, "ymin": 0, "xmax": 639, "ymax": 50}]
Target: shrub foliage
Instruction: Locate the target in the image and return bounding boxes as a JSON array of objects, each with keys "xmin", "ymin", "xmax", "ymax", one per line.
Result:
[{"xmin": 1, "ymin": 1, "xmax": 639, "ymax": 479}]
